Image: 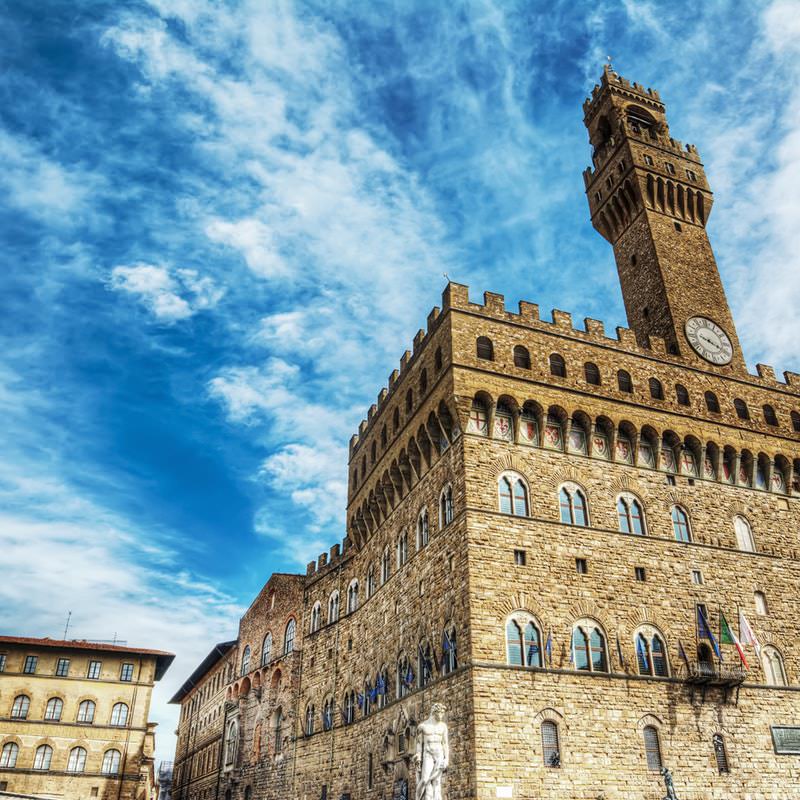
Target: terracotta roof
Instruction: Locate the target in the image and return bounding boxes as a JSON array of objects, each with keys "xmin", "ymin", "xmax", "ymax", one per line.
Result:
[
  {"xmin": 0, "ymin": 636, "xmax": 175, "ymax": 680},
  {"xmin": 169, "ymin": 641, "xmax": 236, "ymax": 704}
]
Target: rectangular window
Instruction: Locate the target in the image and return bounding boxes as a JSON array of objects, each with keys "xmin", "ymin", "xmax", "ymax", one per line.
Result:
[
  {"xmin": 666, "ymin": 162, "xmax": 675, "ymax": 174},
  {"xmin": 367, "ymin": 753, "xmax": 373, "ymax": 789},
  {"xmin": 55, "ymin": 657, "xmax": 70, "ymax": 677},
  {"xmin": 87, "ymin": 660, "xmax": 102, "ymax": 679},
  {"xmin": 120, "ymin": 663, "xmax": 134, "ymax": 682},
  {"xmin": 23, "ymin": 655, "xmax": 38, "ymax": 674},
  {"xmin": 0, "ymin": 655, "xmax": 6, "ymax": 673},
  {"xmin": 575, "ymin": 558, "xmax": 588, "ymax": 575},
  {"xmin": 665, "ymin": 475, "xmax": 676, "ymax": 486},
  {"xmin": 692, "ymin": 570, "xmax": 704, "ymax": 585},
  {"xmin": 635, "ymin": 567, "xmax": 646, "ymax": 582},
  {"xmin": 644, "ymin": 154, "xmax": 654, "ymax": 166},
  {"xmin": 514, "ymin": 549, "xmax": 526, "ymax": 566},
  {"xmin": 687, "ymin": 169, "xmax": 697, "ymax": 181}
]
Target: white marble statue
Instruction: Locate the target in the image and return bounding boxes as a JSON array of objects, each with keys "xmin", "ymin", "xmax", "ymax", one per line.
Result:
[{"xmin": 413, "ymin": 703, "xmax": 449, "ymax": 800}]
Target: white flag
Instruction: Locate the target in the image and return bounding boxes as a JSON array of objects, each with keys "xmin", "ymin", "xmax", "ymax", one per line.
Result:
[{"xmin": 739, "ymin": 611, "xmax": 762, "ymax": 660}]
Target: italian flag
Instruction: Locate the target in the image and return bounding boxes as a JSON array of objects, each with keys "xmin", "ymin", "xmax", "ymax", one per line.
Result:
[{"xmin": 720, "ymin": 612, "xmax": 748, "ymax": 669}]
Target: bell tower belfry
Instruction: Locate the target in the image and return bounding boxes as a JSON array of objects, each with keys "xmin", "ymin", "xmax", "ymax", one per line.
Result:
[{"xmin": 583, "ymin": 66, "xmax": 745, "ymax": 373}]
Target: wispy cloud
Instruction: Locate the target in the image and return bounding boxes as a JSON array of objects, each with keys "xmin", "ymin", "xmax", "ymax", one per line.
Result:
[{"xmin": 110, "ymin": 263, "xmax": 225, "ymax": 321}]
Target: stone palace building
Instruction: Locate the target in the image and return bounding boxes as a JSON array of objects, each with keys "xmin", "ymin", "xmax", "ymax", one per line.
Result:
[
  {"xmin": 170, "ymin": 67, "xmax": 800, "ymax": 800},
  {"xmin": 0, "ymin": 635, "xmax": 174, "ymax": 800}
]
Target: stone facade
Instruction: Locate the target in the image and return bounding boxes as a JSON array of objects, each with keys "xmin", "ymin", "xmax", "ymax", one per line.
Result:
[
  {"xmin": 172, "ymin": 69, "xmax": 800, "ymax": 799},
  {"xmin": 0, "ymin": 636, "xmax": 173, "ymax": 800}
]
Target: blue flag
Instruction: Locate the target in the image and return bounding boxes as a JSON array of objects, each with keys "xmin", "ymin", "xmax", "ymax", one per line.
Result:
[
  {"xmin": 545, "ymin": 630, "xmax": 552, "ymax": 666},
  {"xmin": 405, "ymin": 665, "xmax": 414, "ymax": 686},
  {"xmin": 357, "ymin": 692, "xmax": 364, "ymax": 709},
  {"xmin": 376, "ymin": 673, "xmax": 386, "ymax": 695},
  {"xmin": 369, "ymin": 684, "xmax": 378, "ymax": 703},
  {"xmin": 698, "ymin": 607, "xmax": 722, "ymax": 659}
]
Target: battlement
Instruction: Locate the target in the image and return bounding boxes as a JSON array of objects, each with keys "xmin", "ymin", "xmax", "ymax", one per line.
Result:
[
  {"xmin": 305, "ymin": 535, "xmax": 353, "ymax": 581},
  {"xmin": 348, "ymin": 281, "xmax": 800, "ymax": 459},
  {"xmin": 583, "ymin": 65, "xmax": 662, "ymax": 119}
]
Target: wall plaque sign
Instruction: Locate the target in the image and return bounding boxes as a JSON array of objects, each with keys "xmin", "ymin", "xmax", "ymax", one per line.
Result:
[{"xmin": 772, "ymin": 726, "xmax": 800, "ymax": 754}]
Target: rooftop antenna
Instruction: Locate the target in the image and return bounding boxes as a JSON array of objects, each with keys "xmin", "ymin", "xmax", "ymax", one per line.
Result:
[{"xmin": 63, "ymin": 611, "xmax": 72, "ymax": 640}]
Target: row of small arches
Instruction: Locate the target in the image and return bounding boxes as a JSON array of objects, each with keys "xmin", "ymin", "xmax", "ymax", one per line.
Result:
[
  {"xmin": 469, "ymin": 395, "xmax": 798, "ymax": 494},
  {"xmin": 475, "ymin": 342, "xmax": 799, "ymax": 433},
  {"xmin": 0, "ymin": 742, "xmax": 122, "ymax": 774},
  {"xmin": 7, "ymin": 695, "xmax": 129, "ymax": 726},
  {"xmin": 236, "ymin": 620, "xmax": 296, "ymax": 685}
]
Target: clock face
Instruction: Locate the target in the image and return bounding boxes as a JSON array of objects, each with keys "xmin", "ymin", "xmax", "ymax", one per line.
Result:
[{"xmin": 684, "ymin": 316, "xmax": 733, "ymax": 365}]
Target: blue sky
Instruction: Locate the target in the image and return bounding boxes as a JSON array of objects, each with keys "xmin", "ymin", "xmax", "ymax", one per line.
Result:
[{"xmin": 2, "ymin": 0, "xmax": 799, "ymax": 763}]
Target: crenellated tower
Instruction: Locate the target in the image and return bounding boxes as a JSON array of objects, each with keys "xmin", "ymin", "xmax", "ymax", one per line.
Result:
[{"xmin": 583, "ymin": 65, "xmax": 746, "ymax": 372}]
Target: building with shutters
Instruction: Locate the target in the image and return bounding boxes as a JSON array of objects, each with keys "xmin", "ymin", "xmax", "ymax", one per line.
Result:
[
  {"xmin": 171, "ymin": 67, "xmax": 800, "ymax": 800},
  {"xmin": 0, "ymin": 636, "xmax": 173, "ymax": 800}
]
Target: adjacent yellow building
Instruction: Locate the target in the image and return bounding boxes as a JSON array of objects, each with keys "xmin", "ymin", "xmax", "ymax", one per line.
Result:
[{"xmin": 0, "ymin": 636, "xmax": 173, "ymax": 800}]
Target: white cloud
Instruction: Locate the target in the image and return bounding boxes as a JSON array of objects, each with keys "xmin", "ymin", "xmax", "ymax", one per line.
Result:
[
  {"xmin": 205, "ymin": 218, "xmax": 291, "ymax": 279},
  {"xmin": 110, "ymin": 263, "xmax": 224, "ymax": 321}
]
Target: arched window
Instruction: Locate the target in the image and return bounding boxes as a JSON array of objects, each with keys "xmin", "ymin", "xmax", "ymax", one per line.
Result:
[
  {"xmin": 370, "ymin": 441, "xmax": 376, "ymax": 464},
  {"xmin": 102, "ymin": 749, "xmax": 121, "ymax": 775},
  {"xmin": 675, "ymin": 384, "xmax": 690, "ymax": 406},
  {"xmin": 439, "ymin": 484, "xmax": 454, "ymax": 527},
  {"xmin": 366, "ymin": 565, "xmax": 376, "ymax": 598},
  {"xmin": 513, "ymin": 345, "xmax": 531, "ymax": 369},
  {"xmin": 67, "ymin": 746, "xmax": 87, "ymax": 773},
  {"xmin": 635, "ymin": 629, "xmax": 669, "ymax": 677},
  {"xmin": 225, "ymin": 721, "xmax": 238, "ymax": 764},
  {"xmin": 33, "ymin": 744, "xmax": 53, "ymax": 771},
  {"xmin": 434, "ymin": 346, "xmax": 443, "ymax": 372},
  {"xmin": 476, "ymin": 336, "xmax": 494, "ymax": 360},
  {"xmin": 311, "ymin": 603, "xmax": 321, "ymax": 633},
  {"xmin": 396, "ymin": 533, "xmax": 407, "ymax": 569},
  {"xmin": 240, "ymin": 645, "xmax": 251, "ymax": 676},
  {"xmin": 559, "ymin": 483, "xmax": 588, "ymax": 526},
  {"xmin": 347, "ymin": 580, "xmax": 359, "ymax": 613},
  {"xmin": 617, "ymin": 369, "xmax": 633, "ymax": 393},
  {"xmin": 499, "ymin": 473, "xmax": 529, "ymax": 516},
  {"xmin": 418, "ymin": 641, "xmax": 434, "ymax": 688},
  {"xmin": 541, "ymin": 721, "xmax": 560, "ymax": 768},
  {"xmin": 11, "ymin": 695, "xmax": 30, "ymax": 719},
  {"xmin": 284, "ymin": 619, "xmax": 296, "ymax": 654},
  {"xmin": 342, "ymin": 691, "xmax": 355, "ymax": 725},
  {"xmin": 45, "ymin": 697, "xmax": 63, "ymax": 721},
  {"xmin": 671, "ymin": 506, "xmax": 691, "ymax": 542},
  {"xmin": 419, "ymin": 369, "xmax": 428, "ymax": 395},
  {"xmin": 584, "ymin": 362, "xmax": 601, "ymax": 385},
  {"xmin": 549, "ymin": 353, "xmax": 566, "ymax": 378},
  {"xmin": 393, "ymin": 407, "xmax": 400, "ymax": 432},
  {"xmin": 305, "ymin": 703, "xmax": 315, "ymax": 736},
  {"xmin": 110, "ymin": 702, "xmax": 129, "ymax": 727},
  {"xmin": 274, "ymin": 707, "xmax": 284, "ymax": 751},
  {"xmin": 376, "ymin": 666, "xmax": 389, "ymax": 709},
  {"xmin": 416, "ymin": 509, "xmax": 429, "ymax": 550},
  {"xmin": 0, "ymin": 742, "xmax": 18, "ymax": 768},
  {"xmin": 506, "ymin": 617, "xmax": 542, "ymax": 667},
  {"xmin": 791, "ymin": 411, "xmax": 800, "ymax": 432},
  {"xmin": 381, "ymin": 425, "xmax": 387, "ymax": 448},
  {"xmin": 467, "ymin": 398, "xmax": 488, "ymax": 435},
  {"xmin": 381, "ymin": 546, "xmax": 391, "ymax": 584},
  {"xmin": 261, "ymin": 633, "xmax": 272, "ymax": 665},
  {"xmin": 754, "ymin": 590, "xmax": 768, "ymax": 616},
  {"xmin": 572, "ymin": 622, "xmax": 607, "ymax": 672},
  {"xmin": 763, "ymin": 404, "xmax": 778, "ymax": 426},
  {"xmin": 442, "ymin": 625, "xmax": 457, "ymax": 675},
  {"xmin": 322, "ymin": 698, "xmax": 334, "ymax": 731},
  {"xmin": 643, "ymin": 726, "xmax": 662, "ymax": 771},
  {"xmin": 397, "ymin": 655, "xmax": 412, "ymax": 699},
  {"xmin": 734, "ymin": 398, "xmax": 750, "ymax": 420},
  {"xmin": 649, "ymin": 378, "xmax": 664, "ymax": 400},
  {"xmin": 328, "ymin": 591, "xmax": 340, "ymax": 623},
  {"xmin": 705, "ymin": 391, "xmax": 720, "ymax": 413},
  {"xmin": 762, "ymin": 646, "xmax": 787, "ymax": 686},
  {"xmin": 77, "ymin": 699, "xmax": 95, "ymax": 723},
  {"xmin": 617, "ymin": 494, "xmax": 645, "ymax": 534},
  {"xmin": 713, "ymin": 734, "xmax": 729, "ymax": 773},
  {"xmin": 734, "ymin": 516, "xmax": 755, "ymax": 552}
]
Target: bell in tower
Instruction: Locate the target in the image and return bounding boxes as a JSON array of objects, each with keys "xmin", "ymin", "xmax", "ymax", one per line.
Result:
[{"xmin": 582, "ymin": 66, "xmax": 745, "ymax": 373}]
